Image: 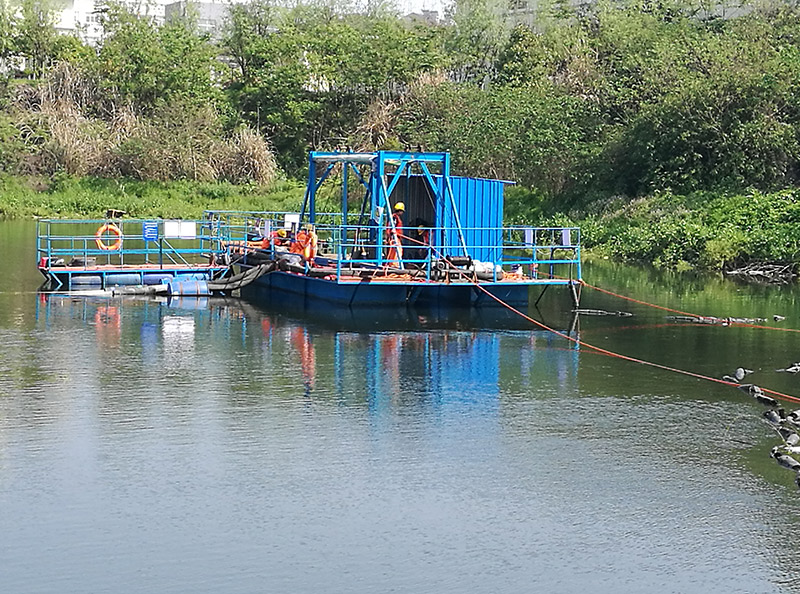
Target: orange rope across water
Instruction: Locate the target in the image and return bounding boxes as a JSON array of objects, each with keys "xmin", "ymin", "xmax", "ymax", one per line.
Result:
[
  {"xmin": 581, "ymin": 280, "xmax": 800, "ymax": 334},
  {"xmin": 472, "ymin": 284, "xmax": 800, "ymax": 405},
  {"xmin": 384, "ymin": 232, "xmax": 800, "ymax": 403}
]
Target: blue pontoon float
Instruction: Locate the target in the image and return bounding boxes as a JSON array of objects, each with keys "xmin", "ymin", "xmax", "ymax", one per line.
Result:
[{"xmin": 209, "ymin": 150, "xmax": 582, "ymax": 308}]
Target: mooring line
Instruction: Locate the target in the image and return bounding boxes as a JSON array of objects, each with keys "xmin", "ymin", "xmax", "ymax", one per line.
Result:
[
  {"xmin": 580, "ymin": 281, "xmax": 699, "ymax": 317},
  {"xmin": 384, "ymin": 234, "xmax": 800, "ymax": 403},
  {"xmin": 582, "ymin": 280, "xmax": 800, "ymax": 334},
  {"xmin": 472, "ymin": 283, "xmax": 800, "ymax": 405},
  {"xmin": 536, "ymin": 273, "xmax": 800, "ymax": 335}
]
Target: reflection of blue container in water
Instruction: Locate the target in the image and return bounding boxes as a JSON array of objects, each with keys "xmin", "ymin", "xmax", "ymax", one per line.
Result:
[
  {"xmin": 167, "ymin": 280, "xmax": 211, "ymax": 296},
  {"xmin": 166, "ymin": 297, "xmax": 209, "ymax": 310}
]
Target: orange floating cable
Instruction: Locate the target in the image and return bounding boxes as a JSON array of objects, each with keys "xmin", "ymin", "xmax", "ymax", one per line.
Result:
[
  {"xmin": 406, "ymin": 237, "xmax": 800, "ymax": 403},
  {"xmin": 472, "ymin": 283, "xmax": 800, "ymax": 405}
]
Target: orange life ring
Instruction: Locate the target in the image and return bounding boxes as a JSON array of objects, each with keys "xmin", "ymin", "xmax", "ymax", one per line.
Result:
[{"xmin": 95, "ymin": 223, "xmax": 123, "ymax": 251}]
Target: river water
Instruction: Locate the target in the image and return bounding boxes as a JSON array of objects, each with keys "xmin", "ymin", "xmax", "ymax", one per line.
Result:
[{"xmin": 2, "ymin": 220, "xmax": 800, "ymax": 593}]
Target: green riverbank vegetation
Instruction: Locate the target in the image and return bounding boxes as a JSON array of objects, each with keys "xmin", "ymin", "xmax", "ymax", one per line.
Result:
[
  {"xmin": 0, "ymin": 175, "xmax": 305, "ymax": 218},
  {"xmin": 2, "ymin": 0, "xmax": 800, "ymax": 270}
]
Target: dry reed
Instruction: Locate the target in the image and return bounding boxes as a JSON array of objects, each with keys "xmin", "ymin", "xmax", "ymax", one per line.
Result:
[{"xmin": 5, "ymin": 62, "xmax": 280, "ymax": 184}]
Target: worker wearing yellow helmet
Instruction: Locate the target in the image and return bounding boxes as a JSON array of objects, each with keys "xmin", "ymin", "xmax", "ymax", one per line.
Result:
[
  {"xmin": 386, "ymin": 202, "xmax": 405, "ymax": 266},
  {"xmin": 269, "ymin": 227, "xmax": 289, "ymax": 249}
]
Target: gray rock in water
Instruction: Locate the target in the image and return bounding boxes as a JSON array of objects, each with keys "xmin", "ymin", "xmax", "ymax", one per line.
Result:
[
  {"xmin": 755, "ymin": 393, "xmax": 779, "ymax": 407},
  {"xmin": 738, "ymin": 384, "xmax": 778, "ymax": 407},
  {"xmin": 771, "ymin": 447, "xmax": 800, "ymax": 471},
  {"xmin": 777, "ymin": 362, "xmax": 800, "ymax": 374},
  {"xmin": 778, "ymin": 426, "xmax": 800, "ymax": 447},
  {"xmin": 738, "ymin": 383, "xmax": 763, "ymax": 396},
  {"xmin": 764, "ymin": 409, "xmax": 786, "ymax": 426}
]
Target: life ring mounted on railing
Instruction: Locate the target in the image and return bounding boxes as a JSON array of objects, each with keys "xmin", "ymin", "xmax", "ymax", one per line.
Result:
[{"xmin": 95, "ymin": 223, "xmax": 123, "ymax": 251}]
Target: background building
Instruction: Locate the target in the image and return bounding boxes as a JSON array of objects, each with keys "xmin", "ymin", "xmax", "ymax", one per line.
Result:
[
  {"xmin": 52, "ymin": 0, "xmax": 165, "ymax": 44},
  {"xmin": 164, "ymin": 0, "xmax": 228, "ymax": 36},
  {"xmin": 48, "ymin": 0, "xmax": 445, "ymax": 45}
]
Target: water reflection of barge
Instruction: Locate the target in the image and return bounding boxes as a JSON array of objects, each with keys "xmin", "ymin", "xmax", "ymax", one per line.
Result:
[{"xmin": 35, "ymin": 293, "xmax": 581, "ymax": 404}]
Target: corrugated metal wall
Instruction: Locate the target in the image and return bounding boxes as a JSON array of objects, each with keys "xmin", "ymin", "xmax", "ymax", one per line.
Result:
[
  {"xmin": 387, "ymin": 173, "xmax": 506, "ymax": 262},
  {"xmin": 438, "ymin": 175, "xmax": 505, "ymax": 262},
  {"xmin": 388, "ymin": 176, "xmax": 437, "ymax": 229}
]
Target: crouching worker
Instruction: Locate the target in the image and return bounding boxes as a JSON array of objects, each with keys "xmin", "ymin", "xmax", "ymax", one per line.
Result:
[
  {"xmin": 291, "ymin": 223, "xmax": 318, "ymax": 266},
  {"xmin": 270, "ymin": 228, "xmax": 289, "ymax": 250}
]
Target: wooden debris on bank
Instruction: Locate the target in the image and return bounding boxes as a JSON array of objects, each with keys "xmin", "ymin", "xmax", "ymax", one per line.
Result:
[
  {"xmin": 666, "ymin": 315, "xmax": 766, "ymax": 325},
  {"xmin": 724, "ymin": 262, "xmax": 797, "ymax": 285}
]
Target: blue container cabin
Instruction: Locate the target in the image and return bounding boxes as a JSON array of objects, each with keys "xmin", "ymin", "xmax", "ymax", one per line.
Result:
[{"xmin": 215, "ymin": 150, "xmax": 582, "ymax": 308}]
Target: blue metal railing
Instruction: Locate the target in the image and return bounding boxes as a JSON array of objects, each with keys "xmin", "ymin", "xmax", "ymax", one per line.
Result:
[
  {"xmin": 37, "ymin": 214, "xmax": 581, "ymax": 289},
  {"xmin": 325, "ymin": 225, "xmax": 581, "ymax": 283},
  {"xmin": 36, "ymin": 218, "xmax": 231, "ymax": 269},
  {"xmin": 203, "ymin": 210, "xmax": 581, "ymax": 285}
]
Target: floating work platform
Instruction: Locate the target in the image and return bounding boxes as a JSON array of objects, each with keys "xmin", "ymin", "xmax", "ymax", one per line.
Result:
[
  {"xmin": 208, "ymin": 150, "xmax": 582, "ymax": 308},
  {"xmin": 36, "ymin": 218, "xmax": 231, "ymax": 291},
  {"xmin": 35, "ymin": 151, "xmax": 582, "ymax": 309}
]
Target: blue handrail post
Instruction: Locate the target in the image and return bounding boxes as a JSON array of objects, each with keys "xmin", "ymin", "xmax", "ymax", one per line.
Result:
[{"xmin": 342, "ymin": 161, "xmax": 348, "ymax": 229}]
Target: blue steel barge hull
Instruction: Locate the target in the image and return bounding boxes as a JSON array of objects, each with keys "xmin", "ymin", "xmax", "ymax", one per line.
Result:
[{"xmin": 241, "ymin": 269, "xmax": 539, "ymax": 307}]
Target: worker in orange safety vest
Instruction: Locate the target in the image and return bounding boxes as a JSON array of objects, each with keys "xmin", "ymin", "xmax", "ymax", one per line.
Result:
[
  {"xmin": 291, "ymin": 223, "xmax": 318, "ymax": 265},
  {"xmin": 386, "ymin": 202, "xmax": 404, "ymax": 266},
  {"xmin": 269, "ymin": 228, "xmax": 289, "ymax": 249}
]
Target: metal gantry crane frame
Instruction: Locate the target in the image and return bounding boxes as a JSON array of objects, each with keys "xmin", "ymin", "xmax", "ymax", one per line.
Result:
[{"xmin": 300, "ymin": 151, "xmax": 469, "ymax": 266}]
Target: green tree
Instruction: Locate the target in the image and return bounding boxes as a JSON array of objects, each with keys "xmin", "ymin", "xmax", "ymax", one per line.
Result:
[
  {"xmin": 15, "ymin": 0, "xmax": 59, "ymax": 77},
  {"xmin": 224, "ymin": 2, "xmax": 447, "ymax": 172},
  {"xmin": 97, "ymin": 3, "xmax": 218, "ymax": 112},
  {"xmin": 446, "ymin": 0, "xmax": 509, "ymax": 86},
  {"xmin": 0, "ymin": 0, "xmax": 16, "ymax": 69}
]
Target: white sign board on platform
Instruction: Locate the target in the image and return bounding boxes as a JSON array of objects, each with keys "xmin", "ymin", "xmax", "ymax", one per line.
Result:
[
  {"xmin": 164, "ymin": 220, "xmax": 197, "ymax": 239},
  {"xmin": 179, "ymin": 221, "xmax": 197, "ymax": 239},
  {"xmin": 524, "ymin": 228, "xmax": 535, "ymax": 247},
  {"xmin": 284, "ymin": 213, "xmax": 300, "ymax": 231},
  {"xmin": 164, "ymin": 220, "xmax": 181, "ymax": 238}
]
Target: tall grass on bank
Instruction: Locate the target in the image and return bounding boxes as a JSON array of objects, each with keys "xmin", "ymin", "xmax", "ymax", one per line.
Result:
[
  {"xmin": 5, "ymin": 63, "xmax": 280, "ymax": 185},
  {"xmin": 0, "ymin": 175, "xmax": 305, "ymax": 219}
]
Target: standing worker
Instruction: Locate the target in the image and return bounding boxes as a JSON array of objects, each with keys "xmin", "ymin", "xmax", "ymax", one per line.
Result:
[
  {"xmin": 386, "ymin": 202, "xmax": 404, "ymax": 267},
  {"xmin": 291, "ymin": 223, "xmax": 318, "ymax": 266}
]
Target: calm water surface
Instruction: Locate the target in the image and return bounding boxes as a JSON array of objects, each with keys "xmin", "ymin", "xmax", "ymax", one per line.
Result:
[{"xmin": 2, "ymin": 221, "xmax": 800, "ymax": 593}]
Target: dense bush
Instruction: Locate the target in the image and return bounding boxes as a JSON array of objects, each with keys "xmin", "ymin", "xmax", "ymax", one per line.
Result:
[
  {"xmin": 5, "ymin": 0, "xmax": 800, "ymax": 202},
  {"xmin": 0, "ymin": 174, "xmax": 304, "ymax": 218},
  {"xmin": 569, "ymin": 190, "xmax": 800, "ymax": 270}
]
